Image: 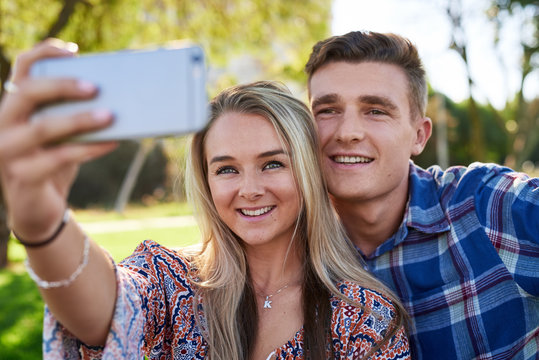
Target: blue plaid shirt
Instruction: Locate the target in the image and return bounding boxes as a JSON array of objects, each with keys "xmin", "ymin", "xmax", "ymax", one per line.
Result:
[{"xmin": 361, "ymin": 162, "xmax": 539, "ymax": 359}]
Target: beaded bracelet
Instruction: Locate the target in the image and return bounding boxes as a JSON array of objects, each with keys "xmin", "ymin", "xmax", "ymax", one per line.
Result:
[
  {"xmin": 14, "ymin": 209, "xmax": 71, "ymax": 248},
  {"xmin": 25, "ymin": 234, "xmax": 90, "ymax": 289}
]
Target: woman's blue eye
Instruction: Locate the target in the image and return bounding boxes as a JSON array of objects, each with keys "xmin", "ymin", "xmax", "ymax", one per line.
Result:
[
  {"xmin": 216, "ymin": 166, "xmax": 237, "ymax": 175},
  {"xmin": 264, "ymin": 161, "xmax": 283, "ymax": 170}
]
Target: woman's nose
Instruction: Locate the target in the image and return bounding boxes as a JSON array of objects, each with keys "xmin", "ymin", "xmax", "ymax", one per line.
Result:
[{"xmin": 238, "ymin": 173, "xmax": 264, "ymax": 200}]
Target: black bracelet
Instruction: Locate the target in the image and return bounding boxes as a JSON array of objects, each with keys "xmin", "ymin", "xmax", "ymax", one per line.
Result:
[{"xmin": 13, "ymin": 209, "xmax": 70, "ymax": 248}]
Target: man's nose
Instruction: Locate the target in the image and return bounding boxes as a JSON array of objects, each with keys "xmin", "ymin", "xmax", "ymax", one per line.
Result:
[{"xmin": 335, "ymin": 109, "xmax": 365, "ymax": 144}]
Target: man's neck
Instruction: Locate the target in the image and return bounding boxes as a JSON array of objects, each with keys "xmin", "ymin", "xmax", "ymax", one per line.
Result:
[{"xmin": 333, "ymin": 189, "xmax": 409, "ymax": 257}]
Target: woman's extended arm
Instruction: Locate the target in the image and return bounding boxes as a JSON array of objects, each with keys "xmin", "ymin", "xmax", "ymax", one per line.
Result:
[{"xmin": 0, "ymin": 39, "xmax": 118, "ymax": 346}]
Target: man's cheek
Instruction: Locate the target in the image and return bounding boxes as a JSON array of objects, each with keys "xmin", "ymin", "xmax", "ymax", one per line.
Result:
[{"xmin": 315, "ymin": 125, "xmax": 332, "ymax": 144}]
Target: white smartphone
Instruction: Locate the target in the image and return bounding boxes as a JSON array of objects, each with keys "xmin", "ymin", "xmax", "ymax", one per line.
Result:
[{"xmin": 30, "ymin": 43, "xmax": 207, "ymax": 142}]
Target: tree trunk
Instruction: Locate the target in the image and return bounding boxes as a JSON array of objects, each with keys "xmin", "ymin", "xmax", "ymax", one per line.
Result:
[
  {"xmin": 42, "ymin": 0, "xmax": 83, "ymax": 40},
  {"xmin": 435, "ymin": 94, "xmax": 449, "ymax": 169},
  {"xmin": 446, "ymin": 0, "xmax": 486, "ymax": 162},
  {"xmin": 467, "ymin": 95, "xmax": 485, "ymax": 161},
  {"xmin": 114, "ymin": 140, "xmax": 154, "ymax": 214},
  {"xmin": 0, "ymin": 49, "xmax": 12, "ymax": 268},
  {"xmin": 0, "ymin": 192, "xmax": 10, "ymax": 269}
]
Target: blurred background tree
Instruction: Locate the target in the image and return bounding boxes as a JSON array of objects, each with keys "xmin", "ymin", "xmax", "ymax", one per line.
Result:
[
  {"xmin": 415, "ymin": 0, "xmax": 538, "ymax": 170},
  {"xmin": 487, "ymin": 0, "xmax": 538, "ymax": 169},
  {"xmin": 0, "ymin": 0, "xmax": 332, "ymax": 267}
]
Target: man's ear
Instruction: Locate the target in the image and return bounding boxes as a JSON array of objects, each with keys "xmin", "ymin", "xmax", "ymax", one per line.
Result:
[{"xmin": 411, "ymin": 117, "xmax": 432, "ymax": 156}]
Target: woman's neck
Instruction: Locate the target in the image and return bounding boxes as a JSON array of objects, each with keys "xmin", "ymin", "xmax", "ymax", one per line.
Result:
[
  {"xmin": 247, "ymin": 241, "xmax": 305, "ymax": 360},
  {"xmin": 245, "ymin": 240, "xmax": 303, "ymax": 294}
]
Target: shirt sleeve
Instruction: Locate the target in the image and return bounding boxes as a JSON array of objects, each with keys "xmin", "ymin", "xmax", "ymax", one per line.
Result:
[
  {"xmin": 473, "ymin": 163, "xmax": 539, "ymax": 296},
  {"xmin": 473, "ymin": 163, "xmax": 539, "ymax": 242},
  {"xmin": 42, "ymin": 240, "xmax": 194, "ymax": 359}
]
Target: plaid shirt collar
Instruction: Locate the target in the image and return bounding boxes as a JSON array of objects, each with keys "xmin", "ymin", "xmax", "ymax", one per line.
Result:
[{"xmin": 364, "ymin": 161, "xmax": 450, "ymax": 260}]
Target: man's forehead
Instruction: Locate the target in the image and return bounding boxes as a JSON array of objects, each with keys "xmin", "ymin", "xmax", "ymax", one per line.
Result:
[
  {"xmin": 308, "ymin": 61, "xmax": 410, "ymax": 107},
  {"xmin": 309, "ymin": 61, "xmax": 407, "ymax": 87}
]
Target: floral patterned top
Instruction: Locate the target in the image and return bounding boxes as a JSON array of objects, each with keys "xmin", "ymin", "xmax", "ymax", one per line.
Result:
[{"xmin": 42, "ymin": 240, "xmax": 409, "ymax": 359}]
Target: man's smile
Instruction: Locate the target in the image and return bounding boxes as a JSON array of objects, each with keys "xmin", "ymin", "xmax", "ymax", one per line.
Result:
[{"xmin": 332, "ymin": 155, "xmax": 374, "ymax": 164}]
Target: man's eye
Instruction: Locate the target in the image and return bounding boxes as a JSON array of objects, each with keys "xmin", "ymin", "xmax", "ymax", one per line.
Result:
[
  {"xmin": 316, "ymin": 108, "xmax": 337, "ymax": 115},
  {"xmin": 264, "ymin": 161, "xmax": 284, "ymax": 170},
  {"xmin": 369, "ymin": 109, "xmax": 386, "ymax": 115},
  {"xmin": 216, "ymin": 166, "xmax": 237, "ymax": 175}
]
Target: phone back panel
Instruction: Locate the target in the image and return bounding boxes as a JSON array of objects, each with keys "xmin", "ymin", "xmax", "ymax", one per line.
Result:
[{"xmin": 30, "ymin": 45, "xmax": 207, "ymax": 142}]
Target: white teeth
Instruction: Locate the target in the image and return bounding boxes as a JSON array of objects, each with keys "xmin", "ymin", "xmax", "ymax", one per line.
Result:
[
  {"xmin": 333, "ymin": 155, "xmax": 372, "ymax": 164},
  {"xmin": 241, "ymin": 206, "xmax": 273, "ymax": 216}
]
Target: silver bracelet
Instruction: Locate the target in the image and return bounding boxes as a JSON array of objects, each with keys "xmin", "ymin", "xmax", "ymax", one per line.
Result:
[{"xmin": 24, "ymin": 234, "xmax": 90, "ymax": 289}]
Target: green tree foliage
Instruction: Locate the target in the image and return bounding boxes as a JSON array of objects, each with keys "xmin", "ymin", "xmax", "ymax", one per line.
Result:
[
  {"xmin": 1, "ymin": 0, "xmax": 331, "ymax": 89},
  {"xmin": 0, "ymin": 0, "xmax": 332, "ymax": 267}
]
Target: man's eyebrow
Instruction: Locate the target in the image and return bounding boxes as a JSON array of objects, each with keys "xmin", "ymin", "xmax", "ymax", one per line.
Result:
[
  {"xmin": 359, "ymin": 95, "xmax": 398, "ymax": 111},
  {"xmin": 311, "ymin": 93, "xmax": 341, "ymax": 108},
  {"xmin": 208, "ymin": 149, "xmax": 286, "ymax": 165},
  {"xmin": 311, "ymin": 93, "xmax": 398, "ymax": 112}
]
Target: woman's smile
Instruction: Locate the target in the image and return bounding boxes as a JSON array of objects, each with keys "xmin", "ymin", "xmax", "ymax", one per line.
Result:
[{"xmin": 239, "ymin": 205, "xmax": 276, "ymax": 217}]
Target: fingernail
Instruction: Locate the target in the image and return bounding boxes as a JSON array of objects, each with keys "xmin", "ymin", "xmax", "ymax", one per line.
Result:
[
  {"xmin": 77, "ymin": 80, "xmax": 97, "ymax": 93},
  {"xmin": 92, "ymin": 109, "xmax": 113, "ymax": 123},
  {"xmin": 47, "ymin": 39, "xmax": 77, "ymax": 54},
  {"xmin": 64, "ymin": 42, "xmax": 79, "ymax": 53}
]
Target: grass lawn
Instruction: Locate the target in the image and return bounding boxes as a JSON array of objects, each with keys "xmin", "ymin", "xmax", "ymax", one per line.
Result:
[
  {"xmin": 0, "ymin": 202, "xmax": 199, "ymax": 360},
  {"xmin": 0, "ymin": 262, "xmax": 44, "ymax": 360},
  {"xmin": 72, "ymin": 201, "xmax": 194, "ymax": 223}
]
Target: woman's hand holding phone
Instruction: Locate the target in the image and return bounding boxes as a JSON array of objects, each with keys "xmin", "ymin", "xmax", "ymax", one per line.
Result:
[{"xmin": 0, "ymin": 39, "xmax": 117, "ymax": 242}]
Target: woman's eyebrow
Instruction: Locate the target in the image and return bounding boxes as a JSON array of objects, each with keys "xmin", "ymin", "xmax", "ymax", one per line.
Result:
[
  {"xmin": 209, "ymin": 150, "xmax": 286, "ymax": 165},
  {"xmin": 258, "ymin": 149, "xmax": 286, "ymax": 159},
  {"xmin": 209, "ymin": 155, "xmax": 234, "ymax": 165}
]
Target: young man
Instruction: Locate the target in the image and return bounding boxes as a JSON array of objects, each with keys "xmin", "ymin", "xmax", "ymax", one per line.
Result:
[{"xmin": 305, "ymin": 31, "xmax": 538, "ymax": 359}]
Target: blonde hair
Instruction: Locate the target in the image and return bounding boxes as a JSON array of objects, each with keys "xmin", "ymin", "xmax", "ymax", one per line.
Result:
[{"xmin": 185, "ymin": 81, "xmax": 406, "ymax": 359}]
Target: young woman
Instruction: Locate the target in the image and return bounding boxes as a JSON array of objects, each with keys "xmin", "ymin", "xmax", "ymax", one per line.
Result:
[{"xmin": 0, "ymin": 40, "xmax": 409, "ymax": 359}]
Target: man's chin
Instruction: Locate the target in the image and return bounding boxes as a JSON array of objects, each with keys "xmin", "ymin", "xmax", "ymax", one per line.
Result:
[{"xmin": 327, "ymin": 186, "xmax": 373, "ymax": 204}]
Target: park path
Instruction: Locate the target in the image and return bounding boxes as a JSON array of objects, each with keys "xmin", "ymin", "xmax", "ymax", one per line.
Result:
[{"xmin": 78, "ymin": 215, "xmax": 197, "ymax": 234}]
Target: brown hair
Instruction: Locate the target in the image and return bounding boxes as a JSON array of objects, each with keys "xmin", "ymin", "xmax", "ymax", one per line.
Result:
[{"xmin": 305, "ymin": 30, "xmax": 427, "ymax": 119}]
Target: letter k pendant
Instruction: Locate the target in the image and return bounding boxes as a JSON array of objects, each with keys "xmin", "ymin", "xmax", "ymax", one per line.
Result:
[
  {"xmin": 264, "ymin": 297, "xmax": 272, "ymax": 309},
  {"xmin": 260, "ymin": 284, "xmax": 290, "ymax": 310}
]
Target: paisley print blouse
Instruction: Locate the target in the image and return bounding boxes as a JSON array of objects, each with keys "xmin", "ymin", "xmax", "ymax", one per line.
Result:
[{"xmin": 42, "ymin": 240, "xmax": 409, "ymax": 359}]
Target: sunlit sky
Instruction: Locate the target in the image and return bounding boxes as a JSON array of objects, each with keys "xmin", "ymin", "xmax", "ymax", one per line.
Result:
[{"xmin": 331, "ymin": 0, "xmax": 539, "ymax": 109}]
